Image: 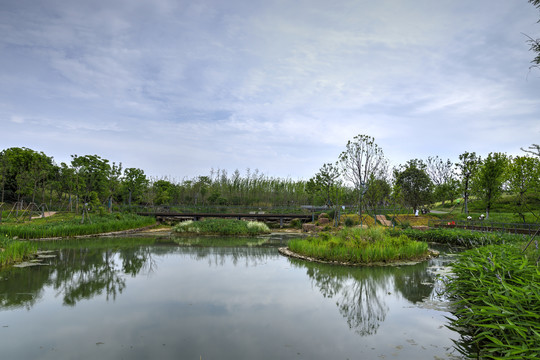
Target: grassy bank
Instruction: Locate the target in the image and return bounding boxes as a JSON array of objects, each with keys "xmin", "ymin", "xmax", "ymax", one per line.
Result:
[
  {"xmin": 446, "ymin": 243, "xmax": 540, "ymax": 359},
  {"xmin": 0, "ymin": 235, "xmax": 37, "ymax": 267},
  {"xmin": 173, "ymin": 218, "xmax": 271, "ymax": 236},
  {"xmin": 388, "ymin": 228, "xmax": 524, "ymax": 248},
  {"xmin": 0, "ymin": 213, "xmax": 156, "ymax": 239},
  {"xmin": 288, "ymin": 227, "xmax": 429, "ymax": 264}
]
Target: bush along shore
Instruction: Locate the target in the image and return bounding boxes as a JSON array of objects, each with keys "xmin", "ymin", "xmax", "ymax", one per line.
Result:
[
  {"xmin": 0, "ymin": 213, "xmax": 156, "ymax": 239},
  {"xmin": 286, "ymin": 227, "xmax": 431, "ymax": 265},
  {"xmin": 173, "ymin": 218, "xmax": 271, "ymax": 236},
  {"xmin": 445, "ymin": 242, "xmax": 540, "ymax": 359}
]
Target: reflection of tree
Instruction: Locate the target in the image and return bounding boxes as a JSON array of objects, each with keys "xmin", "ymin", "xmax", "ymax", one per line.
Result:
[
  {"xmin": 183, "ymin": 245, "xmax": 279, "ymax": 268},
  {"xmin": 393, "ymin": 261, "xmax": 433, "ymax": 304},
  {"xmin": 0, "ymin": 241, "xmax": 159, "ymax": 310},
  {"xmin": 291, "ymin": 259, "xmax": 437, "ymax": 336}
]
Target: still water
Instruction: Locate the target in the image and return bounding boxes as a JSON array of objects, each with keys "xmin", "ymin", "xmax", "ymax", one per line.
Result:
[{"xmin": 0, "ymin": 236, "xmax": 464, "ymax": 359}]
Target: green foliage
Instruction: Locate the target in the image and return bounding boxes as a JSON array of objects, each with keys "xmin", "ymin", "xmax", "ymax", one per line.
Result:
[
  {"xmin": 288, "ymin": 227, "xmax": 429, "ymax": 264},
  {"xmin": 306, "ymin": 162, "xmax": 341, "ymax": 207},
  {"xmin": 173, "ymin": 218, "xmax": 270, "ymax": 236},
  {"xmin": 393, "ymin": 159, "xmax": 433, "ymax": 211},
  {"xmin": 0, "ymin": 235, "xmax": 37, "ymax": 267},
  {"xmin": 507, "ymin": 156, "xmax": 540, "ymax": 223},
  {"xmin": 338, "ymin": 134, "xmax": 388, "ymax": 212},
  {"xmin": 456, "ymin": 151, "xmax": 481, "ymax": 214},
  {"xmin": 473, "ymin": 152, "xmax": 508, "ymax": 219},
  {"xmin": 0, "ymin": 213, "xmax": 155, "ymax": 239},
  {"xmin": 389, "ymin": 228, "xmax": 524, "ymax": 247},
  {"xmin": 446, "ymin": 243, "xmax": 540, "ymax": 359}
]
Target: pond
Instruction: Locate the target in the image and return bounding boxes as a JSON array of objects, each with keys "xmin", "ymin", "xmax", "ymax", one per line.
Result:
[{"xmin": 0, "ymin": 235, "xmax": 464, "ymax": 359}]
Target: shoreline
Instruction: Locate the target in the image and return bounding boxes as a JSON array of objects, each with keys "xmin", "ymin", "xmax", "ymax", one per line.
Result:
[{"xmin": 278, "ymin": 247, "xmax": 439, "ymax": 267}]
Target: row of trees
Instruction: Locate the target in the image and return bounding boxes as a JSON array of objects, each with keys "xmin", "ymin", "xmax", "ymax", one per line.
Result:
[
  {"xmin": 0, "ymin": 147, "xmax": 316, "ymax": 211},
  {"xmin": 1, "ymin": 140, "xmax": 539, "ymax": 220},
  {"xmin": 307, "ymin": 136, "xmax": 540, "ymax": 221}
]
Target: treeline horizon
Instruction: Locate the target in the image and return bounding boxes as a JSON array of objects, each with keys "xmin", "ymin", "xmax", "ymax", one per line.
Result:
[{"xmin": 1, "ymin": 141, "xmax": 539, "ymax": 221}]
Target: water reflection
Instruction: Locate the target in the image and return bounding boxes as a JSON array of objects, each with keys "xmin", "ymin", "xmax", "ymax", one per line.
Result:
[
  {"xmin": 289, "ymin": 258, "xmax": 441, "ymax": 335},
  {"xmin": 0, "ymin": 239, "xmax": 159, "ymax": 309},
  {"xmin": 0, "ymin": 238, "xmax": 281, "ymax": 310}
]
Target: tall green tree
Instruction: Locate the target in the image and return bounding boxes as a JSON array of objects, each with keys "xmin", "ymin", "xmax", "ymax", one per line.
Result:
[
  {"xmin": 507, "ymin": 155, "xmax": 540, "ymax": 222},
  {"xmin": 473, "ymin": 152, "xmax": 508, "ymax": 219},
  {"xmin": 393, "ymin": 160, "xmax": 433, "ymax": 213},
  {"xmin": 338, "ymin": 134, "xmax": 387, "ymax": 213},
  {"xmin": 306, "ymin": 163, "xmax": 341, "ymax": 207},
  {"xmin": 71, "ymin": 154, "xmax": 112, "ymax": 205},
  {"xmin": 455, "ymin": 152, "xmax": 480, "ymax": 214},
  {"xmin": 122, "ymin": 168, "xmax": 148, "ymax": 207}
]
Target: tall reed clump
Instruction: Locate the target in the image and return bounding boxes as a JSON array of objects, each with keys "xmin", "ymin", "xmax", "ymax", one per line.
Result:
[
  {"xmin": 0, "ymin": 235, "xmax": 37, "ymax": 267},
  {"xmin": 288, "ymin": 227, "xmax": 429, "ymax": 264},
  {"xmin": 173, "ymin": 218, "xmax": 270, "ymax": 236},
  {"xmin": 445, "ymin": 243, "xmax": 540, "ymax": 359},
  {"xmin": 0, "ymin": 213, "xmax": 156, "ymax": 239}
]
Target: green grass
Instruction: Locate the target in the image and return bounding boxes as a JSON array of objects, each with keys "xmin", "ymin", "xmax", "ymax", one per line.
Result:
[
  {"xmin": 0, "ymin": 235, "xmax": 38, "ymax": 267},
  {"xmin": 173, "ymin": 218, "xmax": 271, "ymax": 236},
  {"xmin": 0, "ymin": 213, "xmax": 156, "ymax": 239},
  {"xmin": 445, "ymin": 243, "xmax": 540, "ymax": 359},
  {"xmin": 388, "ymin": 228, "xmax": 526, "ymax": 248},
  {"xmin": 288, "ymin": 227, "xmax": 429, "ymax": 264}
]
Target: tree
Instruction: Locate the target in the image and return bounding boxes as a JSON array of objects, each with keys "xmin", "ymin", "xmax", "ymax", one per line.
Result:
[
  {"xmin": 306, "ymin": 163, "xmax": 341, "ymax": 207},
  {"xmin": 71, "ymin": 154, "xmax": 112, "ymax": 205},
  {"xmin": 393, "ymin": 160, "xmax": 433, "ymax": 213},
  {"xmin": 507, "ymin": 155, "xmax": 540, "ymax": 222},
  {"xmin": 122, "ymin": 168, "xmax": 148, "ymax": 207},
  {"xmin": 426, "ymin": 156, "xmax": 457, "ymax": 205},
  {"xmin": 364, "ymin": 175, "xmax": 391, "ymax": 209},
  {"xmin": 455, "ymin": 152, "xmax": 480, "ymax": 214},
  {"xmin": 473, "ymin": 152, "xmax": 508, "ymax": 219},
  {"xmin": 521, "ymin": 144, "xmax": 540, "ymax": 157},
  {"xmin": 527, "ymin": 0, "xmax": 540, "ymax": 69},
  {"xmin": 338, "ymin": 134, "xmax": 387, "ymax": 213}
]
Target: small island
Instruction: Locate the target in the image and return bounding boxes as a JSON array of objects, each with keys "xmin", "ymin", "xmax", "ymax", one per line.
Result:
[{"xmin": 281, "ymin": 226, "xmax": 435, "ymax": 266}]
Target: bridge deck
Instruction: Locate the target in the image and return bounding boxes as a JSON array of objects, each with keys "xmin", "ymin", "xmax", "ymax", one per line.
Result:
[{"xmin": 138, "ymin": 212, "xmax": 312, "ymax": 221}]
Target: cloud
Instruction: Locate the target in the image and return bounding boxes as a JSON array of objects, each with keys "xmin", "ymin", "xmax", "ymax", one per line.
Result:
[{"xmin": 1, "ymin": 0, "xmax": 539, "ymax": 179}]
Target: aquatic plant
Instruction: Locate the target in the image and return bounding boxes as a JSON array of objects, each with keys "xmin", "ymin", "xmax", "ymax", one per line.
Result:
[
  {"xmin": 446, "ymin": 243, "xmax": 540, "ymax": 358},
  {"xmin": 0, "ymin": 235, "xmax": 37, "ymax": 267},
  {"xmin": 173, "ymin": 218, "xmax": 270, "ymax": 236},
  {"xmin": 288, "ymin": 227, "xmax": 429, "ymax": 264}
]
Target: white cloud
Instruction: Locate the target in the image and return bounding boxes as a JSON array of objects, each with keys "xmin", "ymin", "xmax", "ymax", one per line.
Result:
[{"xmin": 0, "ymin": 0, "xmax": 539, "ymax": 179}]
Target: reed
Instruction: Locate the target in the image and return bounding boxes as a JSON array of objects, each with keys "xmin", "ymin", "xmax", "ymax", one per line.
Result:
[
  {"xmin": 173, "ymin": 218, "xmax": 270, "ymax": 236},
  {"xmin": 446, "ymin": 243, "xmax": 540, "ymax": 358},
  {"xmin": 0, "ymin": 235, "xmax": 37, "ymax": 267},
  {"xmin": 288, "ymin": 227, "xmax": 429, "ymax": 264}
]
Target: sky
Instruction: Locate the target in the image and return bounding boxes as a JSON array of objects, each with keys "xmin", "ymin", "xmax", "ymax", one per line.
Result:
[{"xmin": 1, "ymin": 0, "xmax": 539, "ymax": 181}]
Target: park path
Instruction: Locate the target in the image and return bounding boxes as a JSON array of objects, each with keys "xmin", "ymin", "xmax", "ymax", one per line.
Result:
[
  {"xmin": 31, "ymin": 211, "xmax": 57, "ymax": 220},
  {"xmin": 376, "ymin": 215, "xmax": 392, "ymax": 226}
]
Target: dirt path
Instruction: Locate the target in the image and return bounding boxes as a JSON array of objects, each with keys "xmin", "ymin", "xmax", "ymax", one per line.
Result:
[{"xmin": 31, "ymin": 211, "xmax": 57, "ymax": 220}]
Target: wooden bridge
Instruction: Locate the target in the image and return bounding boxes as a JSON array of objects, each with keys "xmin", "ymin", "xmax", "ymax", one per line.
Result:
[{"xmin": 137, "ymin": 212, "xmax": 313, "ymax": 227}]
